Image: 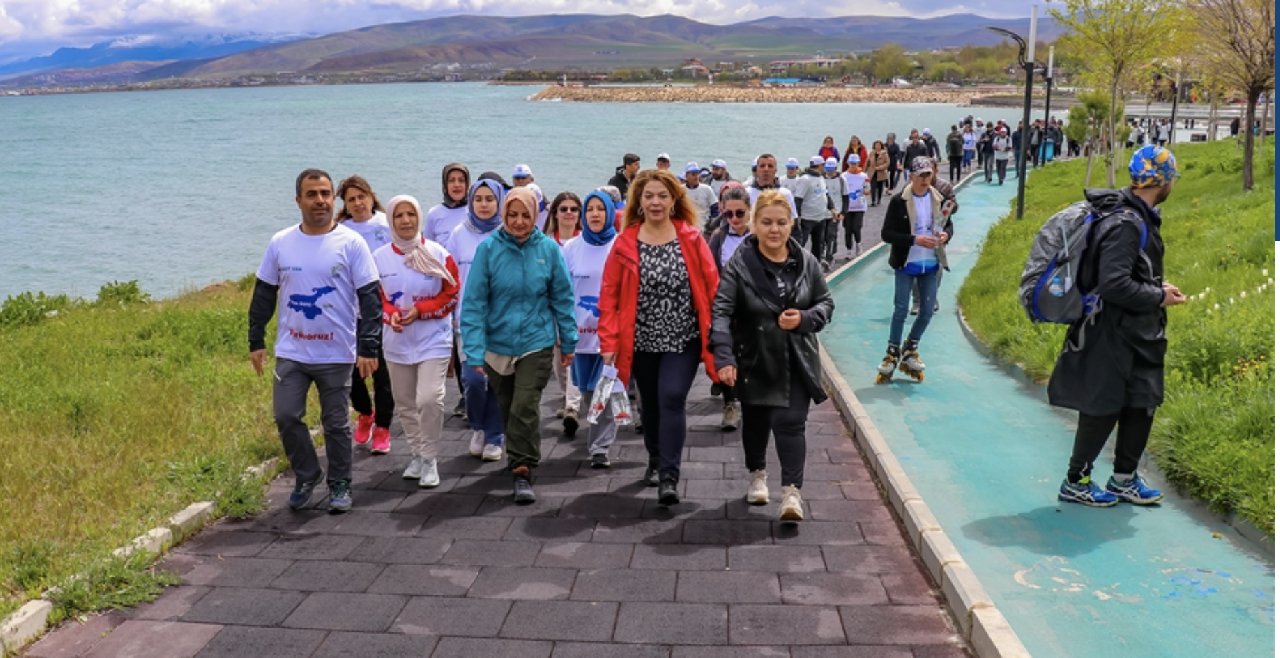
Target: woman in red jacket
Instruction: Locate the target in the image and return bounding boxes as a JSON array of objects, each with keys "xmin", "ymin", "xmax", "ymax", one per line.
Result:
[{"xmin": 599, "ymin": 169, "xmax": 720, "ymax": 506}]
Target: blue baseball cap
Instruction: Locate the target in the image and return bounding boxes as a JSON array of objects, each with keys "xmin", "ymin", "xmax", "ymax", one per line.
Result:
[
  {"xmin": 824, "ymin": 157, "xmax": 839, "ymax": 171},
  {"xmin": 785, "ymin": 157, "xmax": 799, "ymax": 169},
  {"xmin": 685, "ymin": 161, "xmax": 701, "ymax": 173}
]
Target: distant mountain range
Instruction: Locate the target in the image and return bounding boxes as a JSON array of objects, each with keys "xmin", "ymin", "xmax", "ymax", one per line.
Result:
[
  {"xmin": 1, "ymin": 13, "xmax": 1064, "ymax": 89},
  {"xmin": 0, "ymin": 33, "xmax": 305, "ymax": 79}
]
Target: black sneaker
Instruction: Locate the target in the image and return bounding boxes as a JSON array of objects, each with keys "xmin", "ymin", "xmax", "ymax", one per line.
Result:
[
  {"xmin": 658, "ymin": 479, "xmax": 680, "ymax": 506},
  {"xmin": 328, "ymin": 479, "xmax": 352, "ymax": 514},
  {"xmin": 591, "ymin": 453, "xmax": 611, "ymax": 469},
  {"xmin": 512, "ymin": 465, "xmax": 536, "ymax": 505},
  {"xmin": 452, "ymin": 398, "xmax": 467, "ymax": 419},
  {"xmin": 563, "ymin": 412, "xmax": 579, "ymax": 438},
  {"xmin": 288, "ymin": 476, "xmax": 322, "ymax": 511},
  {"xmin": 642, "ymin": 466, "xmax": 660, "ymax": 487}
]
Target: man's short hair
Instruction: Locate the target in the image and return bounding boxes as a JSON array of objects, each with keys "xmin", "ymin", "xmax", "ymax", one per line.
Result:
[
  {"xmin": 296, "ymin": 168, "xmax": 332, "ymax": 197},
  {"xmin": 623, "ymin": 153, "xmax": 641, "ymax": 165}
]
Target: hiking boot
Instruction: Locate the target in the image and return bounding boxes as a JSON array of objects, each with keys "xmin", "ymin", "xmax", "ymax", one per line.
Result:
[
  {"xmin": 746, "ymin": 470, "xmax": 769, "ymax": 505},
  {"xmin": 778, "ymin": 485, "xmax": 804, "ymax": 522},
  {"xmin": 482, "ymin": 443, "xmax": 503, "ymax": 462},
  {"xmin": 354, "ymin": 413, "xmax": 374, "ymax": 445},
  {"xmin": 1106, "ymin": 473, "xmax": 1163, "ymax": 505},
  {"xmin": 720, "ymin": 403, "xmax": 740, "ymax": 431},
  {"xmin": 418, "ymin": 458, "xmax": 440, "ymax": 488},
  {"xmin": 642, "ymin": 466, "xmax": 660, "ymax": 487},
  {"xmin": 402, "ymin": 457, "xmax": 424, "ymax": 480},
  {"xmin": 1058, "ymin": 477, "xmax": 1119, "ymax": 507},
  {"xmin": 370, "ymin": 427, "xmax": 391, "ymax": 455},
  {"xmin": 468, "ymin": 430, "xmax": 485, "ymax": 457},
  {"xmin": 328, "ymin": 479, "xmax": 353, "ymax": 513},
  {"xmin": 563, "ymin": 410, "xmax": 579, "ymax": 438},
  {"xmin": 288, "ymin": 476, "xmax": 322, "ymax": 511},
  {"xmin": 512, "ymin": 466, "xmax": 536, "ymax": 505},
  {"xmin": 591, "ymin": 452, "xmax": 611, "ymax": 469},
  {"xmin": 658, "ymin": 478, "xmax": 680, "ymax": 506}
]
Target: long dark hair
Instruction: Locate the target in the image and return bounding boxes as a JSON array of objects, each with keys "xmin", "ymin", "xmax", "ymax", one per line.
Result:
[{"xmin": 545, "ymin": 191, "xmax": 582, "ymax": 235}]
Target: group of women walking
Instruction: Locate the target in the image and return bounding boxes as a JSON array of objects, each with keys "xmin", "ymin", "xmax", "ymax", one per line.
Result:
[{"xmin": 338, "ymin": 163, "xmax": 835, "ymax": 521}]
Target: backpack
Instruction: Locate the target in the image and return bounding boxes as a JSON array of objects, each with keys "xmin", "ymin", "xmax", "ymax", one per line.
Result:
[{"xmin": 1019, "ymin": 201, "xmax": 1148, "ymax": 327}]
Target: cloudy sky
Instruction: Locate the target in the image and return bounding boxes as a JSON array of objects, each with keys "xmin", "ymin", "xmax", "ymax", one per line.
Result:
[{"xmin": 0, "ymin": 0, "xmax": 1039, "ymax": 59}]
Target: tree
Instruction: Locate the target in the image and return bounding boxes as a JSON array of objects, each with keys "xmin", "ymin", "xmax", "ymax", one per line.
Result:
[
  {"xmin": 926, "ymin": 61, "xmax": 965, "ymax": 84},
  {"xmin": 870, "ymin": 44, "xmax": 912, "ymax": 83},
  {"xmin": 1052, "ymin": 0, "xmax": 1183, "ymax": 186},
  {"xmin": 1190, "ymin": 0, "xmax": 1275, "ymax": 190},
  {"xmin": 1066, "ymin": 90, "xmax": 1126, "ymax": 186}
]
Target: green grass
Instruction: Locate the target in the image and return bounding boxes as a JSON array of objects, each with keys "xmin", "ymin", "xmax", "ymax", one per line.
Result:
[
  {"xmin": 958, "ymin": 138, "xmax": 1276, "ymax": 534},
  {"xmin": 0, "ymin": 275, "xmax": 281, "ymax": 619}
]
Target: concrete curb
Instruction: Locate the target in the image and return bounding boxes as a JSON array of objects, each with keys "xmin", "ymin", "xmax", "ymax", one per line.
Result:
[
  {"xmin": 818, "ymin": 344, "xmax": 1031, "ymax": 658},
  {"xmin": 0, "ymin": 452, "xmax": 287, "ymax": 654}
]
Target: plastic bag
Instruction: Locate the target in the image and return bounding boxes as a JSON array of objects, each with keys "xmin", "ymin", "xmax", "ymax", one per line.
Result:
[{"xmin": 586, "ymin": 365, "xmax": 633, "ymax": 426}]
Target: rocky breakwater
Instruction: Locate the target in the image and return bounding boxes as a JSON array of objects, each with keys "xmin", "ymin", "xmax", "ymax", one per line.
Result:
[{"xmin": 529, "ymin": 85, "xmax": 985, "ymax": 104}]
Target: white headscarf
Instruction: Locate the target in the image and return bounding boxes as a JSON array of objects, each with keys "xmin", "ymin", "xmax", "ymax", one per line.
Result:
[{"xmin": 386, "ymin": 194, "xmax": 455, "ymax": 286}]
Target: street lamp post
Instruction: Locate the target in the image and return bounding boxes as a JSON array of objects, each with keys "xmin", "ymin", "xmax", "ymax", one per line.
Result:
[
  {"xmin": 1043, "ymin": 46, "xmax": 1054, "ymax": 164},
  {"xmin": 988, "ymin": 11, "xmax": 1038, "ymax": 219}
]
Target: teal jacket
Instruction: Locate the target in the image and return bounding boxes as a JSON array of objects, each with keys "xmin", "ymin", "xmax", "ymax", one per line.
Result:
[{"xmin": 460, "ymin": 228, "xmax": 577, "ymax": 366}]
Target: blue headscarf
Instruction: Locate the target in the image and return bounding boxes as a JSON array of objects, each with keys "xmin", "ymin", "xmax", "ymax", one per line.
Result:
[
  {"xmin": 580, "ymin": 190, "xmax": 618, "ymax": 246},
  {"xmin": 465, "ymin": 179, "xmax": 505, "ymax": 234}
]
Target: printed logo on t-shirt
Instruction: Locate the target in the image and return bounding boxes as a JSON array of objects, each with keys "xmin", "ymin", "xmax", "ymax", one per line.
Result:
[
  {"xmin": 388, "ymin": 291, "xmax": 405, "ymax": 305},
  {"xmin": 287, "ymin": 286, "xmax": 336, "ymax": 319},
  {"xmin": 577, "ymin": 295, "xmax": 600, "ymax": 318}
]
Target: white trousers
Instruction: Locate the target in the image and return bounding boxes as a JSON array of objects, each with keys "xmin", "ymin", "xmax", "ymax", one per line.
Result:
[
  {"xmin": 387, "ymin": 357, "xmax": 451, "ymax": 460},
  {"xmin": 553, "ymin": 345, "xmax": 583, "ymax": 414}
]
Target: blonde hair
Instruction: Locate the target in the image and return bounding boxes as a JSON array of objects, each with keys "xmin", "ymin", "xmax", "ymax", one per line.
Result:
[
  {"xmin": 622, "ymin": 169, "xmax": 701, "ymax": 229},
  {"xmin": 749, "ymin": 190, "xmax": 794, "ymax": 232}
]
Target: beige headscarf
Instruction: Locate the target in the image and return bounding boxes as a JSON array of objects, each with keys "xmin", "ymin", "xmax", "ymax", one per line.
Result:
[
  {"xmin": 501, "ymin": 187, "xmax": 541, "ymax": 240},
  {"xmin": 386, "ymin": 194, "xmax": 455, "ymax": 286}
]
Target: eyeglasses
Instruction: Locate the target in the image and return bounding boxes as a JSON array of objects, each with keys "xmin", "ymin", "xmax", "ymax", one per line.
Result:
[
  {"xmin": 722, "ymin": 209, "xmax": 748, "ymax": 219},
  {"xmin": 558, "ymin": 206, "xmax": 580, "ymax": 213}
]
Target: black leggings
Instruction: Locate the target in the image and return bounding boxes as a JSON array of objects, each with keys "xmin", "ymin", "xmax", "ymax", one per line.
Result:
[
  {"xmin": 871, "ymin": 179, "xmax": 885, "ymax": 205},
  {"xmin": 948, "ymin": 156, "xmax": 962, "ymax": 183},
  {"xmin": 843, "ymin": 212, "xmax": 864, "ymax": 249},
  {"xmin": 350, "ymin": 351, "xmax": 394, "ymax": 428},
  {"xmin": 632, "ymin": 341, "xmax": 700, "ymax": 481},
  {"xmin": 741, "ymin": 374, "xmax": 811, "ymax": 488},
  {"xmin": 1066, "ymin": 407, "xmax": 1156, "ymax": 482}
]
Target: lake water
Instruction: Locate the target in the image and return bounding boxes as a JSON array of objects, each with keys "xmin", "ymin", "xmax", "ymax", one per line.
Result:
[{"xmin": 0, "ymin": 82, "xmax": 1039, "ymax": 299}]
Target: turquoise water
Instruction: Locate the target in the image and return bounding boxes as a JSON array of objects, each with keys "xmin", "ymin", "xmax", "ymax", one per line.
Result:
[
  {"xmin": 824, "ymin": 179, "xmax": 1274, "ymax": 656},
  {"xmin": 0, "ymin": 82, "xmax": 1032, "ymax": 299}
]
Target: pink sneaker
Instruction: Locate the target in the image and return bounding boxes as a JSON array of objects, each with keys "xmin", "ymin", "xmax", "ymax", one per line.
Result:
[
  {"xmin": 371, "ymin": 427, "xmax": 391, "ymax": 455},
  {"xmin": 354, "ymin": 414, "xmax": 374, "ymax": 446}
]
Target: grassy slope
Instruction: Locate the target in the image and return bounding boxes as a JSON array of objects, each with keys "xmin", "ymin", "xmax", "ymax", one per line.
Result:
[
  {"xmin": 957, "ymin": 138, "xmax": 1276, "ymax": 533},
  {"xmin": 0, "ymin": 278, "xmax": 280, "ymax": 618}
]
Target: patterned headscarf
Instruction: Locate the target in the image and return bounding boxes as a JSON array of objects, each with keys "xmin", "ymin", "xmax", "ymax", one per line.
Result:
[{"xmin": 1129, "ymin": 145, "xmax": 1178, "ymax": 189}]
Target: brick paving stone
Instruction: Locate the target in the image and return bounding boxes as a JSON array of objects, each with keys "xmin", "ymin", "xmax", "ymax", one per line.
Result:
[
  {"xmin": 180, "ymin": 557, "xmax": 293, "ymax": 588},
  {"xmin": 431, "ymin": 637, "xmax": 553, "ymax": 658},
  {"xmin": 535, "ymin": 541, "xmax": 634, "ymax": 569},
  {"xmin": 311, "ymin": 631, "xmax": 436, "ymax": 657},
  {"xmin": 282, "ymin": 592, "xmax": 407, "ymax": 632},
  {"xmin": 572, "ymin": 568, "xmax": 677, "ymax": 601},
  {"xmin": 676, "ymin": 571, "xmax": 781, "ymax": 604},
  {"xmin": 683, "ymin": 520, "xmax": 773, "ymax": 545},
  {"xmin": 729, "ymin": 604, "xmax": 846, "ymax": 645},
  {"xmin": 675, "ymin": 461, "xmax": 726, "ymax": 479},
  {"xmin": 558, "ymin": 493, "xmax": 647, "ymax": 520},
  {"xmin": 910, "ymin": 644, "xmax": 972, "ymax": 657},
  {"xmin": 499, "ymin": 600, "xmax": 619, "ymax": 641},
  {"xmin": 593, "ymin": 518, "xmax": 685, "ymax": 544},
  {"xmin": 81, "ymin": 620, "xmax": 220, "ymax": 658},
  {"xmin": 366, "ymin": 564, "xmax": 480, "ymax": 596},
  {"xmin": 194, "ymin": 626, "xmax": 325, "ymax": 657},
  {"xmin": 614, "ymin": 602, "xmax": 727, "ymax": 645},
  {"xmin": 342, "ymin": 488, "xmax": 409, "ymax": 512},
  {"xmin": 726, "ymin": 545, "xmax": 827, "ymax": 573},
  {"xmin": 345, "ymin": 535, "xmax": 454, "ymax": 564},
  {"xmin": 268, "ymin": 559, "xmax": 385, "ymax": 592},
  {"xmin": 802, "ymin": 463, "xmax": 865, "ymax": 482},
  {"xmin": 502, "ymin": 517, "xmax": 596, "ymax": 542},
  {"xmin": 686, "ymin": 447, "xmax": 740, "ymax": 463},
  {"xmin": 773, "ymin": 521, "xmax": 865, "ymax": 546},
  {"xmin": 640, "ymin": 499, "xmax": 727, "ymax": 520},
  {"xmin": 630, "ymin": 544, "xmax": 727, "ymax": 571},
  {"xmin": 25, "ymin": 611, "xmax": 127, "ymax": 657},
  {"xmin": 419, "ymin": 515, "xmax": 513, "ymax": 540},
  {"xmin": 671, "ymin": 647, "xmax": 789, "ymax": 657},
  {"xmin": 173, "ymin": 529, "xmax": 276, "ymax": 557},
  {"xmin": 181, "ymin": 587, "xmax": 305, "ymax": 626},
  {"xmin": 552, "ymin": 642, "xmax": 670, "ymax": 658},
  {"xmin": 823, "ymin": 545, "xmax": 920, "ymax": 575},
  {"xmin": 129, "ymin": 586, "xmax": 211, "ymax": 621},
  {"xmin": 475, "ymin": 493, "xmax": 567, "ymax": 517},
  {"xmin": 256, "ymin": 533, "xmax": 365, "ymax": 561},
  {"xmin": 807, "ymin": 499, "xmax": 896, "ymax": 523},
  {"xmin": 684, "ymin": 479, "xmax": 753, "ymax": 501},
  {"xmin": 468, "ymin": 566, "xmax": 577, "ymax": 600},
  {"xmin": 838, "ymin": 605, "xmax": 959, "ymax": 646},
  {"xmin": 779, "ymin": 573, "xmax": 891, "ymax": 605},
  {"xmin": 327, "ymin": 511, "xmax": 426, "ymax": 537},
  {"xmin": 840, "ymin": 482, "xmax": 883, "ymax": 500},
  {"xmin": 439, "ymin": 539, "xmax": 542, "ymax": 567},
  {"xmin": 392, "ymin": 596, "xmax": 511, "ymax": 636},
  {"xmin": 393, "ymin": 492, "xmax": 486, "ymax": 516},
  {"xmin": 533, "ymin": 476, "xmax": 613, "ymax": 496},
  {"xmin": 790, "ymin": 647, "xmax": 914, "ymax": 658},
  {"xmin": 880, "ymin": 572, "xmax": 943, "ymax": 605},
  {"xmin": 857, "ymin": 520, "xmax": 908, "ymax": 546}
]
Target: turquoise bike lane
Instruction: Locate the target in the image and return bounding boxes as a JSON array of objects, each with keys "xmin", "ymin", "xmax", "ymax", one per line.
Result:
[{"xmin": 822, "ymin": 177, "xmax": 1274, "ymax": 656}]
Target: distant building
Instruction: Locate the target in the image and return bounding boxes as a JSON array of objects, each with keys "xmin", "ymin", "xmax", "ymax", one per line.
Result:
[
  {"xmin": 681, "ymin": 58, "xmax": 709, "ymax": 77},
  {"xmin": 768, "ymin": 58, "xmax": 843, "ymax": 74}
]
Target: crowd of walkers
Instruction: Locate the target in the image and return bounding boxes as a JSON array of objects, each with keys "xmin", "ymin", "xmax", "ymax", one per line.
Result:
[{"xmin": 245, "ymin": 118, "xmax": 1089, "ymax": 522}]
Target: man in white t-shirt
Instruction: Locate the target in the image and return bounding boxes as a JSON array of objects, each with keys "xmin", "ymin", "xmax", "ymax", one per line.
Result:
[
  {"xmin": 683, "ymin": 161, "xmax": 719, "ymax": 227},
  {"xmin": 248, "ymin": 168, "xmax": 383, "ymax": 514}
]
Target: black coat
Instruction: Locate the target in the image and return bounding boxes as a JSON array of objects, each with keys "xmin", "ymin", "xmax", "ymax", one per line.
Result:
[
  {"xmin": 607, "ymin": 169, "xmax": 630, "ymax": 200},
  {"xmin": 709, "ymin": 236, "xmax": 834, "ymax": 407},
  {"xmin": 903, "ymin": 141, "xmax": 929, "ymax": 168},
  {"xmin": 1047, "ymin": 188, "xmax": 1167, "ymax": 416}
]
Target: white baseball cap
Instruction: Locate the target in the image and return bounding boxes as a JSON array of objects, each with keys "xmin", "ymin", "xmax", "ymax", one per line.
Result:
[
  {"xmin": 685, "ymin": 161, "xmax": 701, "ymax": 173},
  {"xmin": 785, "ymin": 157, "xmax": 799, "ymax": 169},
  {"xmin": 824, "ymin": 157, "xmax": 839, "ymax": 171},
  {"xmin": 711, "ymin": 159, "xmax": 727, "ymax": 168},
  {"xmin": 656, "ymin": 152, "xmax": 670, "ymax": 161},
  {"xmin": 809, "ymin": 155, "xmax": 825, "ymax": 167},
  {"xmin": 512, "ymin": 163, "xmax": 533, "ymax": 178}
]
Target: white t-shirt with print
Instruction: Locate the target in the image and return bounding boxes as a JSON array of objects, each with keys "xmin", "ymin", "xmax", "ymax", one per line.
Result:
[
  {"xmin": 342, "ymin": 211, "xmax": 391, "ymax": 254},
  {"xmin": 443, "ymin": 222, "xmax": 495, "ymax": 320},
  {"xmin": 256, "ymin": 223, "xmax": 379, "ymax": 365},
  {"xmin": 685, "ymin": 183, "xmax": 718, "ymax": 226},
  {"xmin": 746, "ymin": 185, "xmax": 799, "ymax": 219},
  {"xmin": 373, "ymin": 240, "xmax": 454, "ymax": 365},
  {"xmin": 842, "ymin": 172, "xmax": 868, "ymax": 212},
  {"xmin": 906, "ymin": 193, "xmax": 938, "ymax": 267},
  {"xmin": 424, "ymin": 204, "xmax": 467, "ymax": 246},
  {"xmin": 561, "ymin": 235, "xmax": 615, "ymax": 354}
]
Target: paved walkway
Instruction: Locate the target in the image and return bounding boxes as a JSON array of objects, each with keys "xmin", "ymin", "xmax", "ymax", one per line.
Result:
[{"xmin": 25, "ymin": 368, "xmax": 970, "ymax": 657}]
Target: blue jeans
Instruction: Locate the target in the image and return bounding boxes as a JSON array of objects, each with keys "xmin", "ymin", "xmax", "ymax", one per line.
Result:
[
  {"xmin": 962, "ymin": 149, "xmax": 974, "ymax": 169},
  {"xmin": 461, "ymin": 366, "xmax": 505, "ymax": 446},
  {"xmin": 891, "ymin": 268, "xmax": 939, "ymax": 346}
]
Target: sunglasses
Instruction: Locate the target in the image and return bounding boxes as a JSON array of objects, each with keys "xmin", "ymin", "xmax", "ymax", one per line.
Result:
[
  {"xmin": 558, "ymin": 206, "xmax": 580, "ymax": 213},
  {"xmin": 722, "ymin": 209, "xmax": 748, "ymax": 219}
]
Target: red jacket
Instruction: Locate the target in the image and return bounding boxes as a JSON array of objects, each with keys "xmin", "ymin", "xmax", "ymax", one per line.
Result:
[{"xmin": 599, "ymin": 220, "xmax": 721, "ymax": 385}]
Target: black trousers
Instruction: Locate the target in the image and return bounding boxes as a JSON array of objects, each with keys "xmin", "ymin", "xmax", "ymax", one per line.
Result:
[
  {"xmin": 741, "ymin": 374, "xmax": 810, "ymax": 488},
  {"xmin": 995, "ymin": 159, "xmax": 1009, "ymax": 184},
  {"xmin": 871, "ymin": 179, "xmax": 885, "ymax": 205},
  {"xmin": 948, "ymin": 156, "xmax": 962, "ymax": 182},
  {"xmin": 350, "ymin": 351, "xmax": 393, "ymax": 428},
  {"xmin": 843, "ymin": 211, "xmax": 864, "ymax": 249},
  {"xmin": 632, "ymin": 341, "xmax": 700, "ymax": 481},
  {"xmin": 806, "ymin": 220, "xmax": 827, "ymax": 262},
  {"xmin": 889, "ymin": 168, "xmax": 900, "ymax": 190},
  {"xmin": 1066, "ymin": 407, "xmax": 1156, "ymax": 482}
]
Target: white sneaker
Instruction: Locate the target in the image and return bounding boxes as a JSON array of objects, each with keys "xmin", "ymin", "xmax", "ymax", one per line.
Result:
[
  {"xmin": 468, "ymin": 430, "xmax": 484, "ymax": 457},
  {"xmin": 481, "ymin": 443, "xmax": 503, "ymax": 462},
  {"xmin": 779, "ymin": 485, "xmax": 804, "ymax": 522},
  {"xmin": 418, "ymin": 458, "xmax": 440, "ymax": 488},
  {"xmin": 720, "ymin": 403, "xmax": 739, "ymax": 431},
  {"xmin": 746, "ymin": 470, "xmax": 769, "ymax": 505},
  {"xmin": 402, "ymin": 457, "xmax": 424, "ymax": 480}
]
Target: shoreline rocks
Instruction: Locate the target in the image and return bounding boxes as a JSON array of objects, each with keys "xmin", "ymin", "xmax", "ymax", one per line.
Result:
[{"xmin": 529, "ymin": 84, "xmax": 994, "ymax": 105}]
